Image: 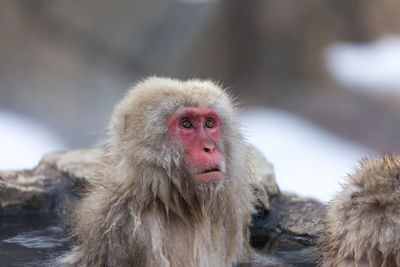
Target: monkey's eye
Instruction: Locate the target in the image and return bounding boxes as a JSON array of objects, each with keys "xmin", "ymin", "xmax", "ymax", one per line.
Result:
[
  {"xmin": 205, "ymin": 119, "xmax": 214, "ymax": 128},
  {"xmin": 181, "ymin": 120, "xmax": 193, "ymax": 129}
]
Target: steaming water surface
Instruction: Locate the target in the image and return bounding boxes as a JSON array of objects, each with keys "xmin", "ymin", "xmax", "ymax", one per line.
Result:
[{"xmin": 0, "ymin": 214, "xmax": 69, "ymax": 267}]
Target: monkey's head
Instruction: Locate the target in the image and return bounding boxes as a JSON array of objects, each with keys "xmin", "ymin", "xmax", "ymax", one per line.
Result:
[
  {"xmin": 322, "ymin": 155, "xmax": 400, "ymax": 266},
  {"xmin": 107, "ymin": 77, "xmax": 244, "ymax": 189},
  {"xmin": 350, "ymin": 156, "xmax": 400, "ymax": 207}
]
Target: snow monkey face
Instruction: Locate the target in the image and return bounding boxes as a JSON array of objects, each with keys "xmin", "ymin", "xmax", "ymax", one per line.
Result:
[{"xmin": 169, "ymin": 107, "xmax": 225, "ymax": 184}]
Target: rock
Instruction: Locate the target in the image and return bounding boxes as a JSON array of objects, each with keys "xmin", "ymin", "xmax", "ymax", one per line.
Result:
[
  {"xmin": 246, "ymin": 148, "xmax": 325, "ymax": 257},
  {"xmin": 0, "ymin": 167, "xmax": 58, "ymax": 213},
  {"xmin": 275, "ymin": 194, "xmax": 325, "ymax": 240},
  {"xmin": 251, "ymin": 193, "xmax": 325, "ymax": 248},
  {"xmin": 248, "ymin": 146, "xmax": 279, "ymax": 211},
  {"xmin": 250, "ymin": 194, "xmax": 326, "ymax": 266},
  {"xmin": 40, "ymin": 147, "xmax": 104, "ymax": 183},
  {"xmin": 0, "ymin": 179, "xmax": 49, "ymax": 213},
  {"xmin": 0, "ymin": 148, "xmax": 103, "ymax": 214}
]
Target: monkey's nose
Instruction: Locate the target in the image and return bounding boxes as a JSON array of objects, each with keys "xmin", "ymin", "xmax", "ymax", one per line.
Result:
[{"xmin": 203, "ymin": 145, "xmax": 215, "ymax": 153}]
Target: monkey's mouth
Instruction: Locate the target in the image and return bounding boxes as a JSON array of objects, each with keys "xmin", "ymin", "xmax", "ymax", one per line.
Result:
[
  {"xmin": 202, "ymin": 167, "xmax": 221, "ymax": 173},
  {"xmin": 196, "ymin": 167, "xmax": 223, "ymax": 184}
]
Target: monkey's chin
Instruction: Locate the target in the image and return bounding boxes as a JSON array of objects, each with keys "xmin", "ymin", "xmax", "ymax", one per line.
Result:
[{"xmin": 195, "ymin": 171, "xmax": 223, "ymax": 184}]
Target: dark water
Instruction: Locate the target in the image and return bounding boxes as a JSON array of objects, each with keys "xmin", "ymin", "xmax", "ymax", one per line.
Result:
[
  {"xmin": 0, "ymin": 213, "xmax": 317, "ymax": 267},
  {"xmin": 0, "ymin": 213, "xmax": 69, "ymax": 267}
]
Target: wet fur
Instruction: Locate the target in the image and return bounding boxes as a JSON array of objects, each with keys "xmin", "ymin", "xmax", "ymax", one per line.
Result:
[
  {"xmin": 322, "ymin": 155, "xmax": 400, "ymax": 267},
  {"xmin": 60, "ymin": 77, "xmax": 257, "ymax": 266}
]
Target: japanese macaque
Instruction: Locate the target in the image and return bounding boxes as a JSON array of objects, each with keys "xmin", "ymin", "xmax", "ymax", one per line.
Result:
[
  {"xmin": 60, "ymin": 77, "xmax": 278, "ymax": 267},
  {"xmin": 322, "ymin": 155, "xmax": 400, "ymax": 267}
]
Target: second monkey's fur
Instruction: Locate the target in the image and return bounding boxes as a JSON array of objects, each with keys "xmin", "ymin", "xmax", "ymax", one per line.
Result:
[
  {"xmin": 322, "ymin": 155, "xmax": 400, "ymax": 267},
  {"xmin": 60, "ymin": 77, "xmax": 267, "ymax": 267}
]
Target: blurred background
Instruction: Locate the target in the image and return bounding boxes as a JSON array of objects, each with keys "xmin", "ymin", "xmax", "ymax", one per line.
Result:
[{"xmin": 1, "ymin": 0, "xmax": 400, "ymax": 201}]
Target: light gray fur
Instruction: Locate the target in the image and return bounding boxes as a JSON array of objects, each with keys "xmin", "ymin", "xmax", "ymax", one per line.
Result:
[{"xmin": 60, "ymin": 77, "xmax": 278, "ymax": 267}]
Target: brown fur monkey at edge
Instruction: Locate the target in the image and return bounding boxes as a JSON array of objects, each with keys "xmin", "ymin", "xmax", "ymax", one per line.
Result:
[
  {"xmin": 322, "ymin": 155, "xmax": 400, "ymax": 267},
  {"xmin": 60, "ymin": 77, "xmax": 279, "ymax": 267}
]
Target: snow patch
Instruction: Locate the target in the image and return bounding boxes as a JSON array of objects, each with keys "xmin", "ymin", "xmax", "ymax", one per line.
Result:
[
  {"xmin": 0, "ymin": 111, "xmax": 67, "ymax": 170},
  {"xmin": 325, "ymin": 35, "xmax": 400, "ymax": 93},
  {"xmin": 239, "ymin": 108, "xmax": 373, "ymax": 203}
]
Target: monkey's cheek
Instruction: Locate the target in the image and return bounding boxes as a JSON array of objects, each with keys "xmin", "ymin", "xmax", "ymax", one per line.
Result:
[{"xmin": 195, "ymin": 171, "xmax": 223, "ymax": 184}]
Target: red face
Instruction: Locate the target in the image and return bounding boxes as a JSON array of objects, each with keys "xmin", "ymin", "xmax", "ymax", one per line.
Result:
[{"xmin": 169, "ymin": 107, "xmax": 224, "ymax": 184}]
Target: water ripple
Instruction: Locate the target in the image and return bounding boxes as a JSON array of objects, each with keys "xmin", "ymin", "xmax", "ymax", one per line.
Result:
[{"xmin": 2, "ymin": 226, "xmax": 63, "ymax": 249}]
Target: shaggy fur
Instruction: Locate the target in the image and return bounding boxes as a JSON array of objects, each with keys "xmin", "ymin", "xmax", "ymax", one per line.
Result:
[
  {"xmin": 322, "ymin": 155, "xmax": 400, "ymax": 267},
  {"xmin": 60, "ymin": 77, "xmax": 259, "ymax": 267}
]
